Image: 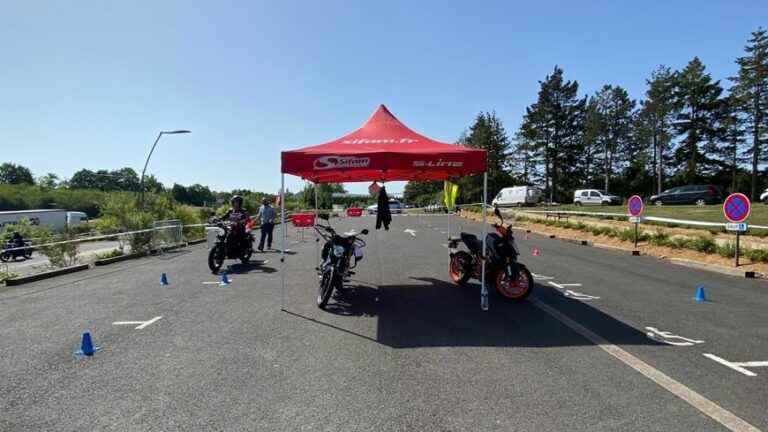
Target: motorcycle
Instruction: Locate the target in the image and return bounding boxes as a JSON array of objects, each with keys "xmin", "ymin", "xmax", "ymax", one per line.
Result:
[
  {"xmin": 448, "ymin": 206, "xmax": 533, "ymax": 301},
  {"xmin": 314, "ymin": 213, "xmax": 369, "ymax": 309},
  {"xmin": 207, "ymin": 218, "xmax": 255, "ymax": 273},
  {"xmin": 0, "ymin": 240, "xmax": 33, "ymax": 262}
]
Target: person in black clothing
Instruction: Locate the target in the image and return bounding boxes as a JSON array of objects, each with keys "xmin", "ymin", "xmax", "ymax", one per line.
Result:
[
  {"xmin": 376, "ymin": 187, "xmax": 392, "ymax": 230},
  {"xmin": 11, "ymin": 232, "xmax": 24, "ymax": 247},
  {"xmin": 221, "ymin": 195, "xmax": 249, "ymax": 251}
]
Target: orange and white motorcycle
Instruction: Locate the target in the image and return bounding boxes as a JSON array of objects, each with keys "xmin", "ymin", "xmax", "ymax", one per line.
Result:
[{"xmin": 448, "ymin": 206, "xmax": 533, "ymax": 301}]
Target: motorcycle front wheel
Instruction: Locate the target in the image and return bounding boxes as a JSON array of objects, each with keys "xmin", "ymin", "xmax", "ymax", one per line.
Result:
[
  {"xmin": 449, "ymin": 251, "xmax": 472, "ymax": 285},
  {"xmin": 495, "ymin": 265, "xmax": 533, "ymax": 301},
  {"xmin": 208, "ymin": 245, "xmax": 225, "ymax": 274},
  {"xmin": 317, "ymin": 268, "xmax": 335, "ymax": 309},
  {"xmin": 24, "ymin": 248, "xmax": 33, "ymax": 259}
]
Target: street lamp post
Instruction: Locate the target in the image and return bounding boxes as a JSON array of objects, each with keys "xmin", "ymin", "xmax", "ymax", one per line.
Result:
[{"xmin": 139, "ymin": 130, "xmax": 190, "ymax": 207}]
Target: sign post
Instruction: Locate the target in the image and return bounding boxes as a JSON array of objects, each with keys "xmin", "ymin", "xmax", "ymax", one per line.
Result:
[
  {"xmin": 627, "ymin": 195, "xmax": 644, "ymax": 253},
  {"xmin": 723, "ymin": 193, "xmax": 751, "ymax": 267}
]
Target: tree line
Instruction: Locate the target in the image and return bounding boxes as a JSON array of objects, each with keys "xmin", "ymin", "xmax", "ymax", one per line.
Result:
[{"xmin": 407, "ymin": 27, "xmax": 768, "ymax": 205}]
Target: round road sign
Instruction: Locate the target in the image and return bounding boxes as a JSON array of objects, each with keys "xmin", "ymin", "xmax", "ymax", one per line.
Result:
[
  {"xmin": 627, "ymin": 195, "xmax": 644, "ymax": 217},
  {"xmin": 723, "ymin": 193, "xmax": 751, "ymax": 223}
]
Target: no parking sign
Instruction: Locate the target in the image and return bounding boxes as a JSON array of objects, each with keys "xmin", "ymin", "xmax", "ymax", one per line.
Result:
[{"xmin": 723, "ymin": 193, "xmax": 750, "ymax": 267}]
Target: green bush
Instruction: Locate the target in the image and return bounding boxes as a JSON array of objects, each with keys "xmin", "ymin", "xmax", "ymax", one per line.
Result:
[
  {"xmin": 95, "ymin": 248, "xmax": 124, "ymax": 260},
  {"xmin": 0, "ymin": 270, "xmax": 19, "ymax": 283},
  {"xmin": 688, "ymin": 236, "xmax": 718, "ymax": 254}
]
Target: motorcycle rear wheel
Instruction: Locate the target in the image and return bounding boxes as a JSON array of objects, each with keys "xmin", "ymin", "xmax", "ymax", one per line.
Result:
[
  {"xmin": 317, "ymin": 268, "xmax": 335, "ymax": 309},
  {"xmin": 208, "ymin": 245, "xmax": 225, "ymax": 274},
  {"xmin": 449, "ymin": 251, "xmax": 472, "ymax": 285},
  {"xmin": 0, "ymin": 252, "xmax": 9, "ymax": 262},
  {"xmin": 495, "ymin": 265, "xmax": 533, "ymax": 301}
]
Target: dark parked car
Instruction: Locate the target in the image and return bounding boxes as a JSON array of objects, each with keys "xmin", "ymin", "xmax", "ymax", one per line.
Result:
[{"xmin": 649, "ymin": 185, "xmax": 722, "ymax": 206}]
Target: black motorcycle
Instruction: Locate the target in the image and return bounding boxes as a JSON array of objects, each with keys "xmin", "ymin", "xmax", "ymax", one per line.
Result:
[
  {"xmin": 315, "ymin": 214, "xmax": 368, "ymax": 309},
  {"xmin": 448, "ymin": 206, "xmax": 533, "ymax": 302},
  {"xmin": 207, "ymin": 218, "xmax": 255, "ymax": 273},
  {"xmin": 0, "ymin": 240, "xmax": 33, "ymax": 262}
]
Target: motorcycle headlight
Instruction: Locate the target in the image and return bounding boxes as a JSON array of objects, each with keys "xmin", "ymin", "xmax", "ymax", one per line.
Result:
[{"xmin": 332, "ymin": 245, "xmax": 345, "ymax": 257}]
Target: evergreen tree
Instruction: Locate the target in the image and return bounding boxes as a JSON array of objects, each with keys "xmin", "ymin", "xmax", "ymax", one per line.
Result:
[
  {"xmin": 673, "ymin": 57, "xmax": 725, "ymax": 183},
  {"xmin": 458, "ymin": 111, "xmax": 513, "ymax": 202},
  {"xmin": 520, "ymin": 66, "xmax": 586, "ymax": 202},
  {"xmin": 729, "ymin": 27, "xmax": 768, "ymax": 200},
  {"xmin": 718, "ymin": 95, "xmax": 748, "ymax": 192},
  {"xmin": 637, "ymin": 66, "xmax": 678, "ymax": 194},
  {"xmin": 591, "ymin": 85, "xmax": 636, "ymax": 193}
]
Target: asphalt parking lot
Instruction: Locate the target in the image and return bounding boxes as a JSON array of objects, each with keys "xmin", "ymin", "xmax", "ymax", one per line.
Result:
[{"xmin": 1, "ymin": 214, "xmax": 766, "ymax": 431}]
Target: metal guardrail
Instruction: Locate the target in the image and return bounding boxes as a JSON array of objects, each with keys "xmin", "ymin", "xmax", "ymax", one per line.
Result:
[{"xmin": 505, "ymin": 209, "xmax": 768, "ymax": 231}]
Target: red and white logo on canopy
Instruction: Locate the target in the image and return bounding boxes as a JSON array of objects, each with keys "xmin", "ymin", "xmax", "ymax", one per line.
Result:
[{"xmin": 313, "ymin": 155, "xmax": 371, "ymax": 170}]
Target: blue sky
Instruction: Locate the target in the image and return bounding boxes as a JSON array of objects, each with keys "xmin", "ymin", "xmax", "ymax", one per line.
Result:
[{"xmin": 1, "ymin": 1, "xmax": 765, "ymax": 195}]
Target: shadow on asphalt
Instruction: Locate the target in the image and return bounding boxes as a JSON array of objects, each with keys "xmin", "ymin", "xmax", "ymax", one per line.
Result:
[
  {"xmin": 292, "ymin": 278, "xmax": 664, "ymax": 350},
  {"xmin": 227, "ymin": 261, "xmax": 278, "ymax": 274}
]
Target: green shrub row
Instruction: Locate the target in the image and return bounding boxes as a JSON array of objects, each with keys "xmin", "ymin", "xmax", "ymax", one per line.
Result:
[{"xmin": 509, "ymin": 213, "xmax": 768, "ymax": 263}]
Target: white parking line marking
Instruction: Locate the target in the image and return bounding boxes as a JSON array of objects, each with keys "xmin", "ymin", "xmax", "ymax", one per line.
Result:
[
  {"xmin": 533, "ymin": 299, "xmax": 761, "ymax": 432},
  {"xmin": 548, "ymin": 281, "xmax": 582, "ymax": 289},
  {"xmin": 564, "ymin": 290, "xmax": 600, "ymax": 300},
  {"xmin": 532, "ymin": 273, "xmax": 554, "ymax": 280},
  {"xmin": 704, "ymin": 353, "xmax": 768, "ymax": 377},
  {"xmin": 441, "ymin": 244, "xmax": 448, "ymax": 248},
  {"xmin": 404, "ymin": 229, "xmax": 417, "ymax": 237},
  {"xmin": 113, "ymin": 316, "xmax": 163, "ymax": 330},
  {"xmin": 440, "ymin": 231, "xmax": 448, "ymax": 234},
  {"xmin": 646, "ymin": 327, "xmax": 704, "ymax": 346}
]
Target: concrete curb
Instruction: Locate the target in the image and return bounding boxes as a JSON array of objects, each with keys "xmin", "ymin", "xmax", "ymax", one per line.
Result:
[
  {"xmin": 94, "ymin": 252, "xmax": 147, "ymax": 266},
  {"xmin": 188, "ymin": 238, "xmax": 206, "ymax": 245},
  {"xmin": 668, "ymin": 258, "xmax": 764, "ymax": 279},
  {"xmin": 5, "ymin": 264, "xmax": 90, "ymax": 286}
]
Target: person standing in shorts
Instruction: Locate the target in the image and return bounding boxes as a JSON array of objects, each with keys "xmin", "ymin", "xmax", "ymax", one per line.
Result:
[{"xmin": 257, "ymin": 197, "xmax": 275, "ymax": 251}]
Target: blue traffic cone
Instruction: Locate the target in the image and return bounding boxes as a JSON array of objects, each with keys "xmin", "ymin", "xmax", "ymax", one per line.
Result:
[
  {"xmin": 220, "ymin": 271, "xmax": 230, "ymax": 286},
  {"xmin": 74, "ymin": 331, "xmax": 101, "ymax": 356},
  {"xmin": 160, "ymin": 273, "xmax": 169, "ymax": 286},
  {"xmin": 694, "ymin": 285, "xmax": 706, "ymax": 303}
]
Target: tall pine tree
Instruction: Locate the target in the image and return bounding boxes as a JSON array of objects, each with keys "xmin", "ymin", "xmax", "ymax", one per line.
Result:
[
  {"xmin": 673, "ymin": 57, "xmax": 725, "ymax": 183},
  {"xmin": 637, "ymin": 66, "xmax": 678, "ymax": 194},
  {"xmin": 521, "ymin": 66, "xmax": 586, "ymax": 202},
  {"xmin": 591, "ymin": 85, "xmax": 636, "ymax": 193},
  {"xmin": 729, "ymin": 28, "xmax": 768, "ymax": 200}
]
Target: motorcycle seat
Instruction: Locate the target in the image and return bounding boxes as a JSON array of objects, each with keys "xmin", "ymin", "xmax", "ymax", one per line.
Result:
[{"xmin": 460, "ymin": 232, "xmax": 483, "ymax": 254}]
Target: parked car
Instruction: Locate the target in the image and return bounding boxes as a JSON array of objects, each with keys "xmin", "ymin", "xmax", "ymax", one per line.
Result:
[
  {"xmin": 492, "ymin": 186, "xmax": 543, "ymax": 207},
  {"xmin": 367, "ymin": 200, "xmax": 403, "ymax": 214},
  {"xmin": 573, "ymin": 189, "xmax": 622, "ymax": 206},
  {"xmin": 650, "ymin": 185, "xmax": 722, "ymax": 206},
  {"xmin": 760, "ymin": 188, "xmax": 768, "ymax": 204}
]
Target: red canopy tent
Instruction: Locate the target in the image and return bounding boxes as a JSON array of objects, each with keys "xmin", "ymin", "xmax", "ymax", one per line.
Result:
[
  {"xmin": 279, "ymin": 105, "xmax": 492, "ymax": 310},
  {"xmin": 282, "ymin": 105, "xmax": 486, "ymax": 183}
]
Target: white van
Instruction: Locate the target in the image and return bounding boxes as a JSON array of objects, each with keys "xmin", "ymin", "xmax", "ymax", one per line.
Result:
[
  {"xmin": 573, "ymin": 189, "xmax": 622, "ymax": 205},
  {"xmin": 66, "ymin": 211, "xmax": 88, "ymax": 227},
  {"xmin": 492, "ymin": 186, "xmax": 542, "ymax": 207}
]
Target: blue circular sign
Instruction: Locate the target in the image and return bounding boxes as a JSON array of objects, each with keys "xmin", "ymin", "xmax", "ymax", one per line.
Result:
[{"xmin": 723, "ymin": 193, "xmax": 751, "ymax": 223}]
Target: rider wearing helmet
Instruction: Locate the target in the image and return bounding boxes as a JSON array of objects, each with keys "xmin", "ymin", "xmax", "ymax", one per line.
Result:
[{"xmin": 221, "ymin": 195, "xmax": 250, "ymax": 250}]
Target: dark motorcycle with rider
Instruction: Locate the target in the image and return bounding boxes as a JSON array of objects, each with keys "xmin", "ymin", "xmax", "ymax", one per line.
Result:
[
  {"xmin": 448, "ymin": 206, "xmax": 533, "ymax": 301},
  {"xmin": 1, "ymin": 232, "xmax": 33, "ymax": 262},
  {"xmin": 207, "ymin": 196, "xmax": 255, "ymax": 273},
  {"xmin": 315, "ymin": 213, "xmax": 368, "ymax": 309}
]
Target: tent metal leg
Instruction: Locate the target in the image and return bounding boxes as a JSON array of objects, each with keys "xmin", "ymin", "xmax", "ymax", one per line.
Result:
[
  {"xmin": 314, "ymin": 183, "xmax": 319, "ymax": 269},
  {"xmin": 481, "ymin": 173, "xmax": 489, "ymax": 311},
  {"xmin": 280, "ymin": 174, "xmax": 286, "ymax": 311}
]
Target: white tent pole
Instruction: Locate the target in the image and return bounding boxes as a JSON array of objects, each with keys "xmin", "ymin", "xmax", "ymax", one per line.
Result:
[
  {"xmin": 314, "ymin": 182, "xmax": 319, "ymax": 269},
  {"xmin": 481, "ymin": 173, "xmax": 489, "ymax": 311},
  {"xmin": 280, "ymin": 173, "xmax": 286, "ymax": 311}
]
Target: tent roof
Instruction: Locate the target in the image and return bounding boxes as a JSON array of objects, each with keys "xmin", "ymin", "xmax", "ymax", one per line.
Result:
[{"xmin": 281, "ymin": 105, "xmax": 487, "ymax": 183}]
